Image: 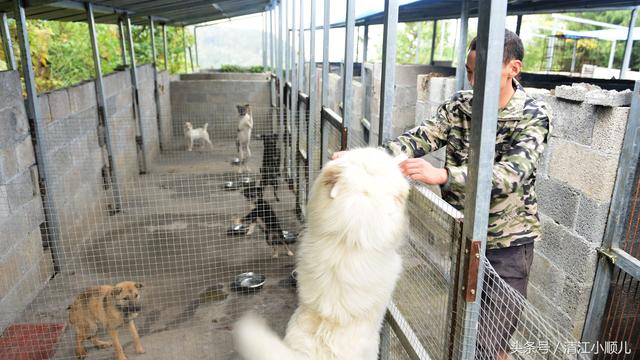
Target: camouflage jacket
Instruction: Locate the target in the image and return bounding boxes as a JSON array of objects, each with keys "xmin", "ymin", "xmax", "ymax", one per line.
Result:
[{"xmin": 385, "ymin": 80, "xmax": 550, "ymax": 249}]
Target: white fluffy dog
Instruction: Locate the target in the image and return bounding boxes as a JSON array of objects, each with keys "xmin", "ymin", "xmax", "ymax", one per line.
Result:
[
  {"xmin": 184, "ymin": 122, "xmax": 212, "ymax": 151},
  {"xmin": 234, "ymin": 147, "xmax": 410, "ymax": 360},
  {"xmin": 237, "ymin": 104, "xmax": 254, "ymax": 172}
]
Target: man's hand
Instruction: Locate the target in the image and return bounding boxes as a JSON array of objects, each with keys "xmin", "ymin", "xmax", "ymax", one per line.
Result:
[
  {"xmin": 330, "ymin": 151, "xmax": 346, "ymax": 160},
  {"xmin": 399, "ymin": 158, "xmax": 448, "ymax": 185}
]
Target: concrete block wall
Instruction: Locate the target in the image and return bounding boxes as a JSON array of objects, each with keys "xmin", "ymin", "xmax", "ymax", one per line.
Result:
[
  {"xmin": 170, "ymin": 78, "xmax": 272, "ymax": 145},
  {"xmin": 0, "ymin": 71, "xmax": 53, "ymax": 331},
  {"xmin": 527, "ymin": 86, "xmax": 630, "ymax": 339}
]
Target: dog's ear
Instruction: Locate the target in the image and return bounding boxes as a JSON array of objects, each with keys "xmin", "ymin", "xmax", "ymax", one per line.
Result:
[
  {"xmin": 134, "ymin": 282, "xmax": 144, "ymax": 289},
  {"xmin": 323, "ymin": 166, "xmax": 342, "ymax": 199}
]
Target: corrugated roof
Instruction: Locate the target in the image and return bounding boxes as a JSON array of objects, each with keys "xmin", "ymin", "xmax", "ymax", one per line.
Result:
[
  {"xmin": 351, "ymin": 0, "xmax": 640, "ymax": 26},
  {"xmin": 0, "ymin": 0, "xmax": 275, "ymax": 25}
]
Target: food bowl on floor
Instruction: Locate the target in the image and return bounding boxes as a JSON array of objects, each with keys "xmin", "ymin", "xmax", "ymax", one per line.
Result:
[
  {"xmin": 233, "ymin": 272, "xmax": 266, "ymax": 290},
  {"xmin": 227, "ymin": 223, "xmax": 248, "ymax": 236},
  {"xmin": 222, "ymin": 181, "xmax": 238, "ymax": 191}
]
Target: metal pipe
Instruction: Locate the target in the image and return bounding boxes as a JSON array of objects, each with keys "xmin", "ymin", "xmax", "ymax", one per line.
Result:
[
  {"xmin": 263, "ymin": 12, "xmax": 267, "ymax": 69},
  {"xmin": 608, "ymin": 40, "xmax": 617, "ymax": 69},
  {"xmin": 117, "ymin": 18, "xmax": 127, "ymax": 65},
  {"xmin": 455, "ymin": 0, "xmax": 469, "ymax": 91},
  {"xmin": 162, "ymin": 24, "xmax": 169, "ymax": 70},
  {"xmin": 377, "ymin": 0, "xmax": 399, "ymax": 146},
  {"xmin": 570, "ymin": 39, "xmax": 578, "ymax": 74},
  {"xmin": 1, "ymin": 12, "xmax": 16, "ymax": 70},
  {"xmin": 14, "ymin": 0, "xmax": 64, "ymax": 271},
  {"xmin": 515, "ymin": 14, "xmax": 523, "ymax": 35},
  {"xmin": 125, "ymin": 14, "xmax": 147, "ymax": 174},
  {"xmin": 87, "ymin": 2, "xmax": 122, "ymax": 213},
  {"xmin": 362, "ymin": 23, "xmax": 369, "ymax": 136},
  {"xmin": 430, "ymin": 20, "xmax": 437, "ymax": 65},
  {"xmin": 149, "ymin": 17, "xmax": 163, "ymax": 151},
  {"xmin": 620, "ymin": 7, "xmax": 638, "ymax": 79},
  {"xmin": 308, "ymin": 0, "xmax": 318, "ymax": 183},
  {"xmin": 453, "ymin": 0, "xmax": 508, "ymax": 358},
  {"xmin": 182, "ymin": 26, "xmax": 188, "ymax": 73},
  {"xmin": 342, "ymin": 0, "xmax": 355, "ymax": 131},
  {"xmin": 194, "ymin": 26, "xmax": 199, "ymax": 68}
]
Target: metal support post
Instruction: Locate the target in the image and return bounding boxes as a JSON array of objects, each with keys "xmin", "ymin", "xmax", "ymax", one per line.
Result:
[
  {"xmin": 378, "ymin": 0, "xmax": 399, "ymax": 146},
  {"xmin": 308, "ymin": 0, "xmax": 318, "ymax": 184},
  {"xmin": 455, "ymin": 0, "xmax": 469, "ymax": 91},
  {"xmin": 149, "ymin": 17, "xmax": 163, "ymax": 151},
  {"xmin": 515, "ymin": 14, "xmax": 523, "ymax": 35},
  {"xmin": 162, "ymin": 24, "xmax": 169, "ymax": 70},
  {"xmin": 430, "ymin": 20, "xmax": 437, "ymax": 65},
  {"xmin": 342, "ymin": 0, "xmax": 355, "ymax": 131},
  {"xmin": 451, "ymin": 0, "xmax": 507, "ymax": 358},
  {"xmin": 620, "ymin": 7, "xmax": 638, "ymax": 79},
  {"xmin": 117, "ymin": 18, "xmax": 127, "ymax": 65},
  {"xmin": 182, "ymin": 26, "xmax": 188, "ymax": 73},
  {"xmin": 320, "ymin": 0, "xmax": 330, "ymax": 166},
  {"xmin": 87, "ymin": 2, "xmax": 122, "ymax": 213},
  {"xmin": 1, "ymin": 12, "xmax": 16, "ymax": 70},
  {"xmin": 125, "ymin": 14, "xmax": 147, "ymax": 174},
  {"xmin": 14, "ymin": 0, "xmax": 64, "ymax": 271}
]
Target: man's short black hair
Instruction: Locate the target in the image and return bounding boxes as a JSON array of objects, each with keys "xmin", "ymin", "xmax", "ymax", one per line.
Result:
[{"xmin": 469, "ymin": 29, "xmax": 524, "ymax": 64}]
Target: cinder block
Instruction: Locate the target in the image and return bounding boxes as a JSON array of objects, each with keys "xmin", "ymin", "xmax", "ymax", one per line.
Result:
[
  {"xmin": 15, "ymin": 136, "xmax": 35, "ymax": 173},
  {"xmin": 0, "ymin": 185, "xmax": 9, "ymax": 219},
  {"xmin": 548, "ymin": 140, "xmax": 618, "ymax": 203},
  {"xmin": 544, "ymin": 96, "xmax": 595, "ymax": 145},
  {"xmin": 47, "ymin": 89, "xmax": 71, "ymax": 121},
  {"xmin": 0, "ymin": 147, "xmax": 18, "ymax": 184},
  {"xmin": 554, "ymin": 83, "xmax": 600, "ymax": 102},
  {"xmin": 574, "ymin": 196, "xmax": 610, "ymax": 244},
  {"xmin": 38, "ymin": 95, "xmax": 52, "ymax": 124},
  {"xmin": 6, "ymin": 169, "xmax": 35, "ymax": 211},
  {"xmin": 524, "ymin": 87, "xmax": 550, "ymax": 101},
  {"xmin": 68, "ymin": 81, "xmax": 97, "ymax": 113},
  {"xmin": 591, "ymin": 106, "xmax": 630, "ymax": 154},
  {"xmin": 537, "ymin": 214, "xmax": 599, "ymax": 283},
  {"xmin": 0, "ymin": 71, "xmax": 22, "ymax": 111},
  {"xmin": 585, "ymin": 88, "xmax": 632, "ymax": 107},
  {"xmin": 537, "ymin": 177, "xmax": 580, "ymax": 228},
  {"xmin": 528, "ymin": 252, "xmax": 565, "ymax": 301}
]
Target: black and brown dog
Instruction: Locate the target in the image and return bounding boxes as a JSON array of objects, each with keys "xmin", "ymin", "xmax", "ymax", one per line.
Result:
[
  {"xmin": 259, "ymin": 133, "xmax": 281, "ymax": 201},
  {"xmin": 236, "ymin": 186, "xmax": 293, "ymax": 258}
]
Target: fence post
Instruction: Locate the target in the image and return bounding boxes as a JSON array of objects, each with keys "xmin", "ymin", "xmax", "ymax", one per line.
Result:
[
  {"xmin": 378, "ymin": 0, "xmax": 399, "ymax": 146},
  {"xmin": 450, "ymin": 0, "xmax": 507, "ymax": 358}
]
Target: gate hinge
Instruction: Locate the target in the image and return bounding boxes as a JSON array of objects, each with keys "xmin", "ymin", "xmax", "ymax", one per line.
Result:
[
  {"xmin": 463, "ymin": 238, "xmax": 481, "ymax": 302},
  {"xmin": 597, "ymin": 247, "xmax": 617, "ymax": 264}
]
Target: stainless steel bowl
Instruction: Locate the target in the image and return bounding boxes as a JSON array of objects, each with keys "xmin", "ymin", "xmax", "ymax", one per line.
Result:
[
  {"xmin": 234, "ymin": 272, "xmax": 266, "ymax": 289},
  {"xmin": 227, "ymin": 223, "xmax": 248, "ymax": 236}
]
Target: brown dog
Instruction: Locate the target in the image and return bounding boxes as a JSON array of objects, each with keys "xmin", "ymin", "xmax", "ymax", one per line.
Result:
[{"xmin": 68, "ymin": 281, "xmax": 144, "ymax": 360}]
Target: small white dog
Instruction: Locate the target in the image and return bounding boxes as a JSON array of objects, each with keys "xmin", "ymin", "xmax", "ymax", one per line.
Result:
[
  {"xmin": 184, "ymin": 122, "xmax": 212, "ymax": 151},
  {"xmin": 236, "ymin": 104, "xmax": 254, "ymax": 172},
  {"xmin": 234, "ymin": 148, "xmax": 410, "ymax": 360}
]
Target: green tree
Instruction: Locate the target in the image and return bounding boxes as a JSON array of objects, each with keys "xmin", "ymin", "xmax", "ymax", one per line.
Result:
[{"xmin": 0, "ymin": 18, "xmax": 193, "ymax": 93}]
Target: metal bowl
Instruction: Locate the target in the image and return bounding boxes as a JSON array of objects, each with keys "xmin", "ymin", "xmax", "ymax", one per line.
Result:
[
  {"xmin": 227, "ymin": 223, "xmax": 248, "ymax": 236},
  {"xmin": 231, "ymin": 158, "xmax": 241, "ymax": 166},
  {"xmin": 233, "ymin": 272, "xmax": 266, "ymax": 289}
]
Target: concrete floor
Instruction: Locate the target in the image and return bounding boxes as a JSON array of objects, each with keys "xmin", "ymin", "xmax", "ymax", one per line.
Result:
[{"xmin": 14, "ymin": 138, "xmax": 301, "ymax": 360}]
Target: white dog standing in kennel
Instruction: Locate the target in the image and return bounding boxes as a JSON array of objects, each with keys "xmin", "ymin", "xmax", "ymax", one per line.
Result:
[
  {"xmin": 234, "ymin": 148, "xmax": 410, "ymax": 360},
  {"xmin": 236, "ymin": 104, "xmax": 254, "ymax": 172},
  {"xmin": 184, "ymin": 122, "xmax": 213, "ymax": 151}
]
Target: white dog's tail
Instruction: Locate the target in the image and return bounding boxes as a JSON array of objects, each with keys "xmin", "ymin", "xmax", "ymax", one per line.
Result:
[
  {"xmin": 234, "ymin": 313, "xmax": 299, "ymax": 360},
  {"xmin": 203, "ymin": 123, "xmax": 209, "ymax": 132}
]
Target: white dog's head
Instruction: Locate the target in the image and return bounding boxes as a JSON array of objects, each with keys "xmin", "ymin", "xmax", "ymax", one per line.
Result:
[{"xmin": 307, "ymin": 148, "xmax": 410, "ymax": 249}]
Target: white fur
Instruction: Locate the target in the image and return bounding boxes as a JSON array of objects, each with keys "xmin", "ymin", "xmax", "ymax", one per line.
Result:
[
  {"xmin": 237, "ymin": 110, "xmax": 254, "ymax": 172},
  {"xmin": 234, "ymin": 148, "xmax": 410, "ymax": 360},
  {"xmin": 184, "ymin": 122, "xmax": 212, "ymax": 151}
]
